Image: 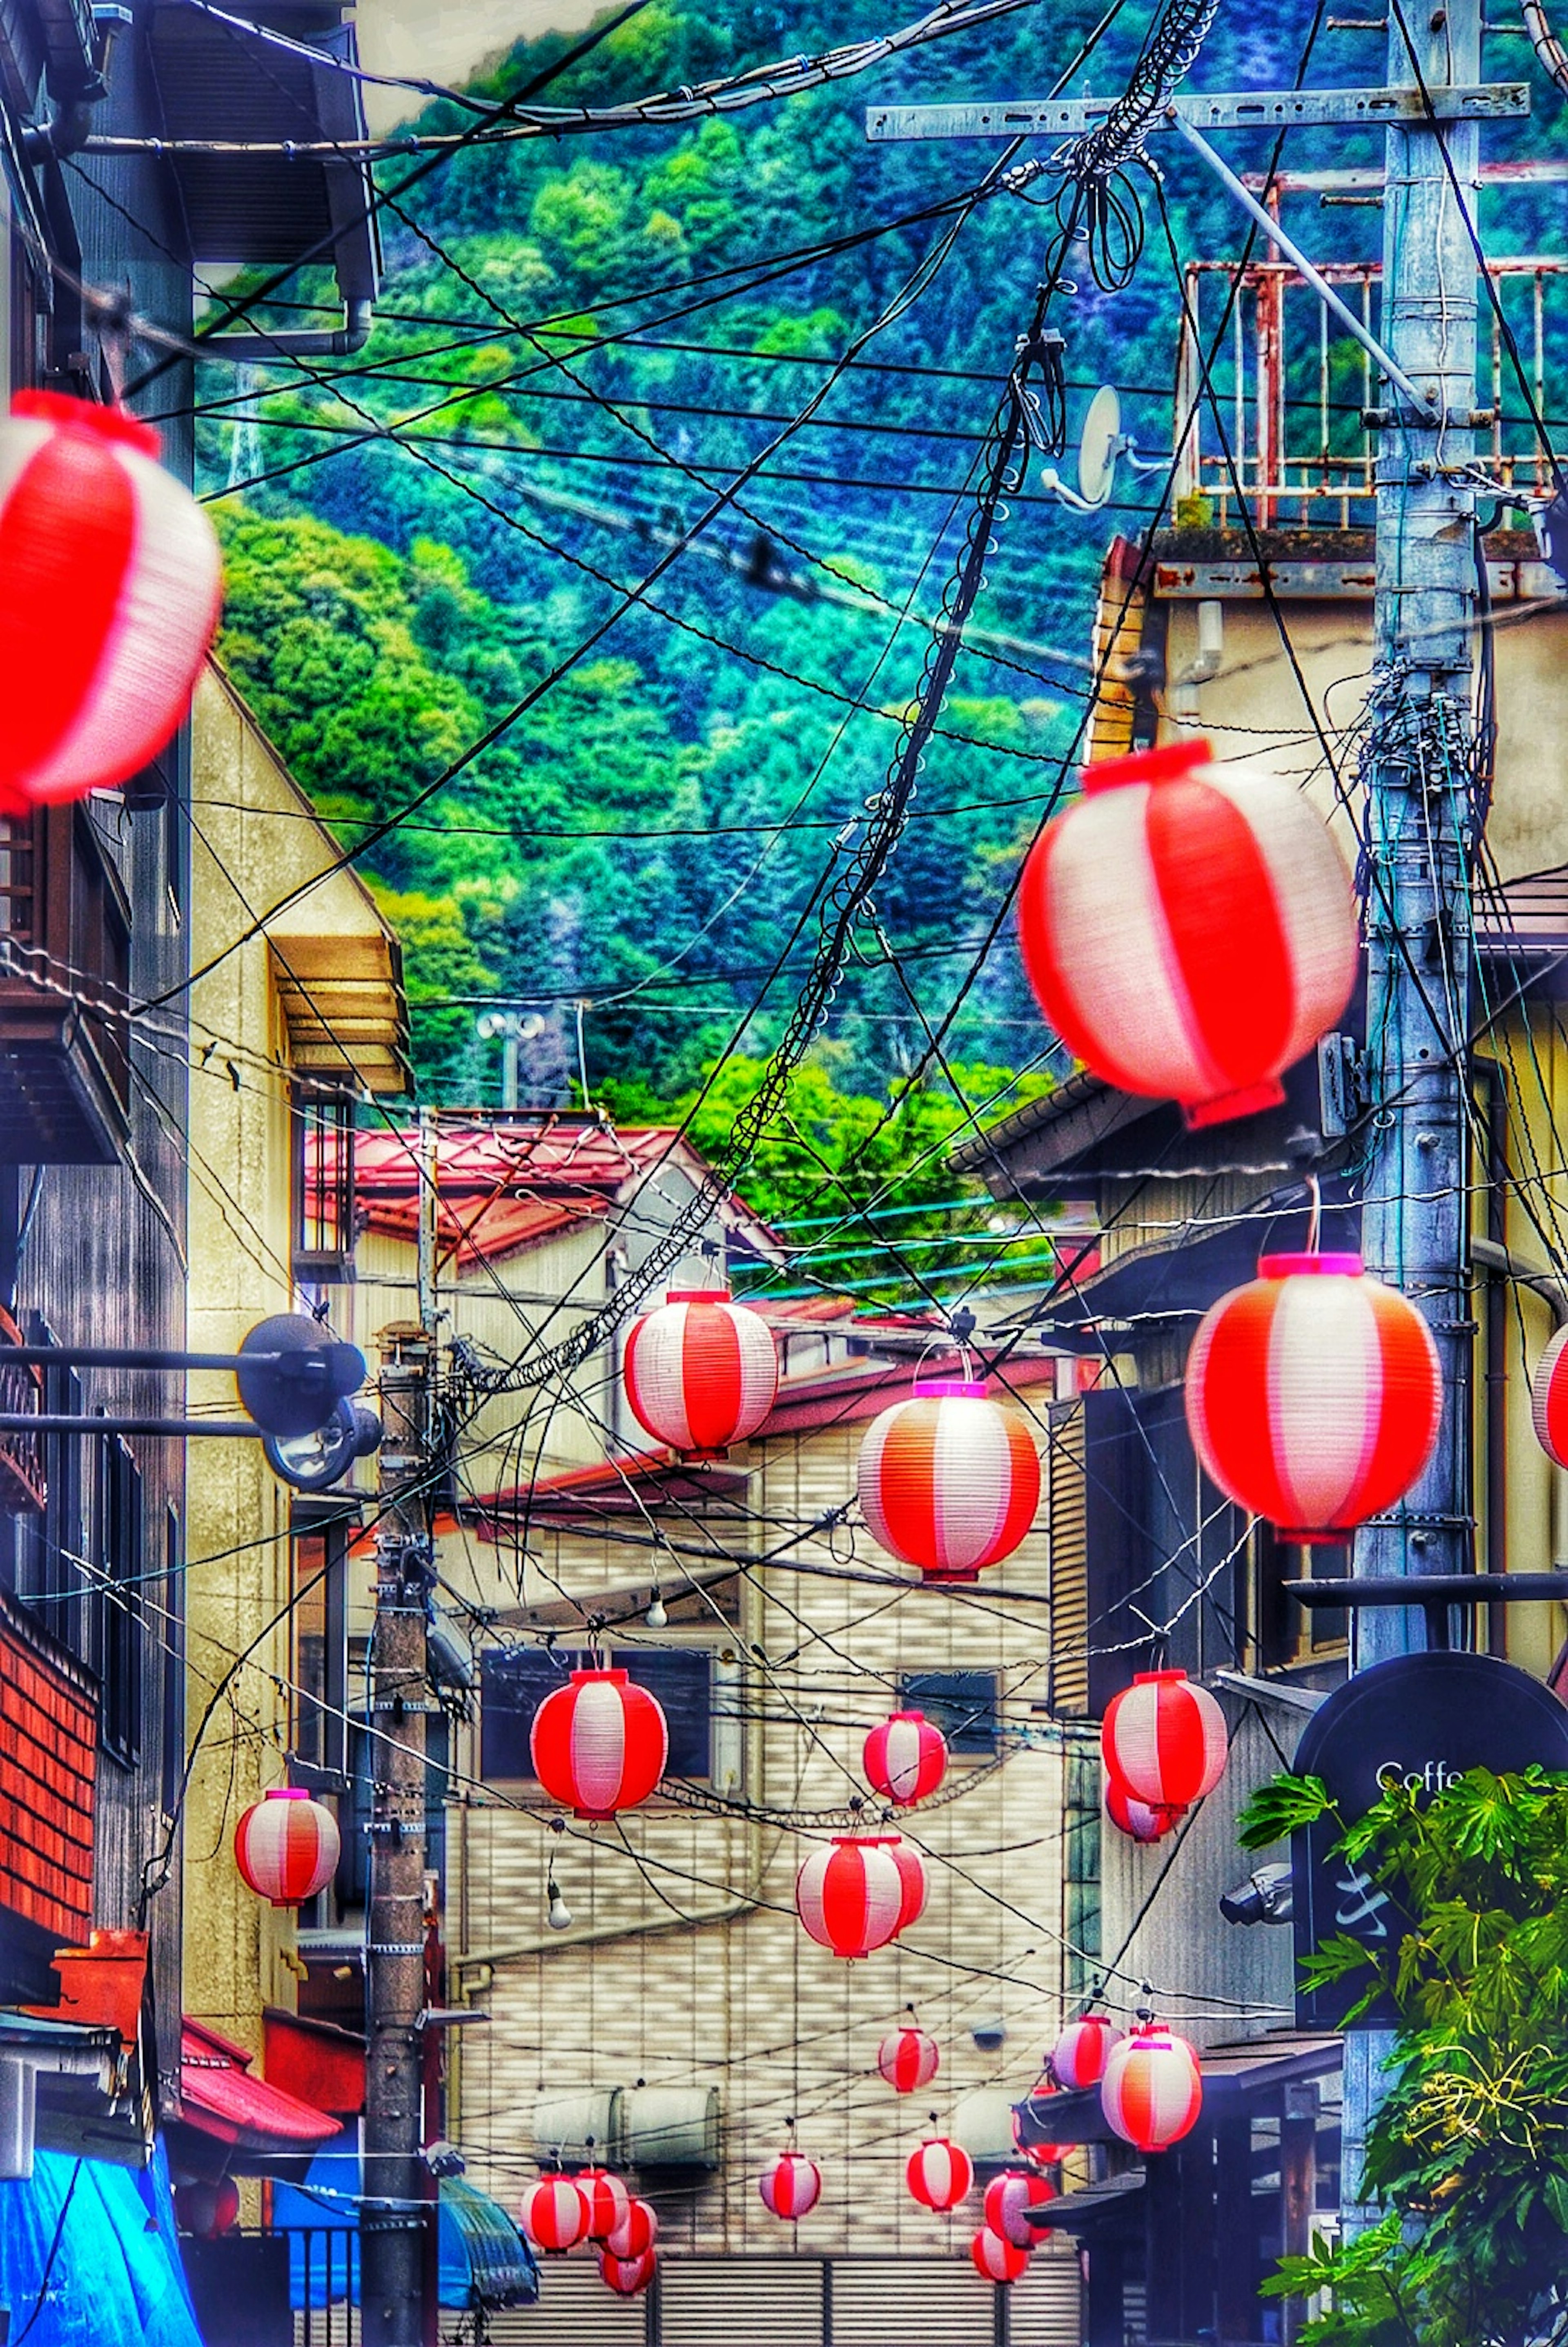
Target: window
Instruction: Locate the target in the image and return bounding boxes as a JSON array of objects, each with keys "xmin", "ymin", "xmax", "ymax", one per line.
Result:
[
  {"xmin": 161, "ymin": 1506, "xmax": 185, "ymax": 1819},
  {"xmin": 480, "ymin": 1646, "xmax": 717, "ymax": 1783},
  {"xmin": 1256, "ymin": 1526, "xmax": 1350, "ymax": 1673},
  {"xmin": 898, "ymin": 1669, "xmax": 999, "ymax": 1755},
  {"xmin": 292, "ymin": 1087, "xmax": 357, "ymax": 1283},
  {"xmin": 13, "ymin": 1319, "xmax": 82, "ymax": 1654},
  {"xmin": 1064, "ymin": 1734, "xmax": 1103, "ymax": 1999},
  {"xmin": 97, "ymin": 1435, "xmax": 142, "ymax": 1765},
  {"xmin": 291, "ymin": 1517, "xmax": 349, "ymax": 1780}
]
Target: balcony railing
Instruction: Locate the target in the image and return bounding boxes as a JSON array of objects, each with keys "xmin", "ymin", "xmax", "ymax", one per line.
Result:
[{"xmin": 0, "ymin": 801, "xmax": 131, "ymax": 1164}]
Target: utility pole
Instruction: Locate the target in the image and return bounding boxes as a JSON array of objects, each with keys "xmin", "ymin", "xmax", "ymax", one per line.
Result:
[{"xmin": 362, "ymin": 1321, "xmax": 434, "ymax": 2347}]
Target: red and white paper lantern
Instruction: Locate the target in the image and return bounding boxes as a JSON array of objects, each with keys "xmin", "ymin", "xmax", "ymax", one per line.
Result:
[
  {"xmin": 520, "ymin": 2177, "xmax": 592, "ymax": 2254},
  {"xmin": 175, "ymin": 2179, "xmax": 240, "ymax": 2240},
  {"xmin": 1101, "ymin": 2021, "xmax": 1203, "ymax": 2153},
  {"xmin": 906, "ymin": 2137, "xmax": 974, "ymax": 2213},
  {"xmin": 971, "ymin": 2226, "xmax": 1029, "ymax": 2284},
  {"xmin": 857, "ymin": 1381, "xmax": 1040, "ymax": 1581},
  {"xmin": 887, "ymin": 1838, "xmax": 929, "ymax": 1934},
  {"xmin": 1051, "ymin": 2013, "xmax": 1120, "ymax": 2091},
  {"xmin": 0, "ymin": 394, "xmax": 223, "ymax": 816},
  {"xmin": 606, "ymin": 2199, "xmax": 658, "ymax": 2261},
  {"xmin": 234, "ymin": 1788, "xmax": 341, "ymax": 1908},
  {"xmin": 984, "ymin": 2169, "xmax": 1056, "ymax": 2250},
  {"xmin": 1102, "ymin": 1670, "xmax": 1227, "ymax": 1821},
  {"xmin": 1013, "ymin": 2080, "xmax": 1068, "ymax": 2167},
  {"xmin": 1016, "ymin": 737, "xmax": 1358, "ymax": 1129},
  {"xmin": 878, "ymin": 2026, "xmax": 940, "ymax": 2095},
  {"xmin": 1185, "ymin": 1252, "xmax": 1442, "ymax": 1542},
  {"xmin": 1531, "ymin": 1326, "xmax": 1568, "ymax": 1467},
  {"xmin": 758, "ymin": 2151, "xmax": 822, "ymax": 2220},
  {"xmin": 796, "ymin": 1837, "xmax": 906, "ymax": 1959},
  {"xmin": 864, "ymin": 1710, "xmax": 948, "ymax": 1807},
  {"xmin": 575, "ymin": 2169, "xmax": 630, "ymax": 2242},
  {"xmin": 530, "ymin": 1667, "xmax": 668, "ymax": 1820},
  {"xmin": 623, "ymin": 1288, "xmax": 778, "ymax": 1458},
  {"xmin": 1105, "ymin": 1776, "xmax": 1176, "ymax": 1844},
  {"xmin": 601, "ymin": 2249, "xmax": 657, "ymax": 2296}
]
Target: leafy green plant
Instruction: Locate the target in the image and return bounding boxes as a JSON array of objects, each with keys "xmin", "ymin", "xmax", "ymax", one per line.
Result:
[{"xmin": 1236, "ymin": 1767, "xmax": 1568, "ymax": 2347}]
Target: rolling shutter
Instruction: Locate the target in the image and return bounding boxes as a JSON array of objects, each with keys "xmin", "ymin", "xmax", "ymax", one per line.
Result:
[
  {"xmin": 1008, "ymin": 2247, "xmax": 1082, "ymax": 2345},
  {"xmin": 486, "ymin": 2262, "xmax": 645, "ymax": 2344},
  {"xmin": 829, "ymin": 2259, "xmax": 993, "ymax": 2347},
  {"xmin": 1047, "ymin": 1400, "xmax": 1089, "ymax": 1713},
  {"xmin": 661, "ymin": 2256, "xmax": 826, "ymax": 2344}
]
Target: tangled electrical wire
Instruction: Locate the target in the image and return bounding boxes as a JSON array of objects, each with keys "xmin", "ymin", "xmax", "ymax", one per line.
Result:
[{"xmin": 1050, "ymin": 0, "xmax": 1223, "ymax": 289}]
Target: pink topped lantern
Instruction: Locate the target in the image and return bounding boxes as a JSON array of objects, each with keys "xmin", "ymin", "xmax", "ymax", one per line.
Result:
[
  {"xmin": 606, "ymin": 2199, "xmax": 657, "ymax": 2261},
  {"xmin": 530, "ymin": 1667, "xmax": 668, "ymax": 1820},
  {"xmin": 878, "ymin": 2025, "xmax": 940, "ymax": 2095},
  {"xmin": 1016, "ymin": 738, "xmax": 1358, "ymax": 1129},
  {"xmin": 1102, "ymin": 1671, "xmax": 1227, "ymax": 1823},
  {"xmin": 906, "ymin": 2137, "xmax": 974, "ymax": 2213},
  {"xmin": 758, "ymin": 2150, "xmax": 822, "ymax": 2220},
  {"xmin": 0, "ymin": 394, "xmax": 223, "ymax": 816},
  {"xmin": 1105, "ymin": 1776, "xmax": 1176, "ymax": 1844},
  {"xmin": 519, "ymin": 2176, "xmax": 592, "ymax": 2254},
  {"xmin": 1100, "ymin": 2021, "xmax": 1203, "ymax": 2153},
  {"xmin": 575, "ymin": 2169, "xmax": 630, "ymax": 2242},
  {"xmin": 971, "ymin": 2226, "xmax": 1029, "ymax": 2283},
  {"xmin": 796, "ymin": 1837, "xmax": 906, "ymax": 1959},
  {"xmin": 984, "ymin": 2169, "xmax": 1057, "ymax": 2249},
  {"xmin": 1531, "ymin": 1326, "xmax": 1568, "ymax": 1467},
  {"xmin": 857, "ymin": 1381, "xmax": 1040, "ymax": 1581},
  {"xmin": 234, "ymin": 1788, "xmax": 341, "ymax": 1908},
  {"xmin": 864, "ymin": 1710, "xmax": 948, "ymax": 1807},
  {"xmin": 622, "ymin": 1287, "xmax": 778, "ymax": 1459},
  {"xmin": 1185, "ymin": 1253, "xmax": 1442, "ymax": 1543},
  {"xmin": 601, "ymin": 2249, "xmax": 657, "ymax": 2296},
  {"xmin": 1051, "ymin": 2013, "xmax": 1120, "ymax": 2091}
]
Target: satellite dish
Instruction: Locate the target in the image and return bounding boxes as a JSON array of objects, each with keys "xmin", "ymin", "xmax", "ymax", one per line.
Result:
[{"xmin": 1078, "ymin": 385, "xmax": 1123, "ymax": 507}]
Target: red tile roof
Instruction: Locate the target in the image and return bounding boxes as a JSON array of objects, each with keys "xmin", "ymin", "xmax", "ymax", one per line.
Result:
[{"xmin": 179, "ymin": 2019, "xmax": 342, "ymax": 2154}]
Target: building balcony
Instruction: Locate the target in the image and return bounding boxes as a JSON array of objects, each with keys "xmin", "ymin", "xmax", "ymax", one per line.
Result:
[{"xmin": 0, "ymin": 802, "xmax": 131, "ymax": 1164}]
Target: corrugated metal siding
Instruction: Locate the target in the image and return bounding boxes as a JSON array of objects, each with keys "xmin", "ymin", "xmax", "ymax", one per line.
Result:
[
  {"xmin": 1048, "ymin": 1401, "xmax": 1088, "ymax": 1713},
  {"xmin": 830, "ymin": 2260, "xmax": 994, "ymax": 2346},
  {"xmin": 662, "ymin": 2256, "xmax": 826, "ymax": 2343},
  {"xmin": 1008, "ymin": 2247, "xmax": 1082, "ymax": 2345},
  {"xmin": 488, "ymin": 2262, "xmax": 646, "ymax": 2343}
]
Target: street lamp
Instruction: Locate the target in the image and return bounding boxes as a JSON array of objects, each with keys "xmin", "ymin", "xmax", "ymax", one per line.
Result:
[{"xmin": 474, "ymin": 1007, "xmax": 545, "ymax": 1110}]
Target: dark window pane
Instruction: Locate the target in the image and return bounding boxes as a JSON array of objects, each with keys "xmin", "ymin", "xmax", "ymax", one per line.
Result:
[
  {"xmin": 481, "ymin": 1648, "xmax": 713, "ymax": 1783},
  {"xmin": 898, "ymin": 1670, "xmax": 998, "ymax": 1754}
]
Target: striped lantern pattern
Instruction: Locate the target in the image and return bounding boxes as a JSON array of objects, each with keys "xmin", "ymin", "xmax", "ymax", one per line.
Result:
[
  {"xmin": 233, "ymin": 1789, "xmax": 341, "ymax": 1908},
  {"xmin": 1051, "ymin": 2014, "xmax": 1120, "ymax": 2092},
  {"xmin": 971, "ymin": 2227, "xmax": 1029, "ymax": 2284},
  {"xmin": 796, "ymin": 1837, "xmax": 906, "ymax": 1959},
  {"xmin": 174, "ymin": 2180, "xmax": 240, "ymax": 2241},
  {"xmin": 1101, "ymin": 2022, "xmax": 1204, "ymax": 2153},
  {"xmin": 530, "ymin": 1668, "xmax": 668, "ymax": 1820},
  {"xmin": 864, "ymin": 1710, "xmax": 948, "ymax": 1807},
  {"xmin": 984, "ymin": 2169, "xmax": 1057, "ymax": 2250},
  {"xmin": 1102, "ymin": 1670, "xmax": 1227, "ymax": 1820},
  {"xmin": 886, "ymin": 1838, "xmax": 928, "ymax": 1933},
  {"xmin": 0, "ymin": 394, "xmax": 222, "ymax": 815},
  {"xmin": 601, "ymin": 2250, "xmax": 657, "ymax": 2296},
  {"xmin": 1531, "ymin": 1325, "xmax": 1568, "ymax": 1467},
  {"xmin": 519, "ymin": 2177, "xmax": 592, "ymax": 2254},
  {"xmin": 758, "ymin": 2151, "xmax": 822, "ymax": 2220},
  {"xmin": 606, "ymin": 2199, "xmax": 658, "ymax": 2260},
  {"xmin": 575, "ymin": 2169, "xmax": 630, "ymax": 2242},
  {"xmin": 622, "ymin": 1288, "xmax": 778, "ymax": 1458},
  {"xmin": 858, "ymin": 1382, "xmax": 1040, "ymax": 1580},
  {"xmin": 1016, "ymin": 737, "xmax": 1358, "ymax": 1130},
  {"xmin": 878, "ymin": 2026, "xmax": 940, "ymax": 2094},
  {"xmin": 906, "ymin": 2138, "xmax": 974, "ymax": 2213},
  {"xmin": 1185, "ymin": 1252, "xmax": 1442, "ymax": 1542},
  {"xmin": 1105, "ymin": 1776, "xmax": 1176, "ymax": 1844}
]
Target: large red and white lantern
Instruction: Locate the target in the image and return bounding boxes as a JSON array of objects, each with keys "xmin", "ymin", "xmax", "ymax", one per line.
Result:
[
  {"xmin": 887, "ymin": 1838, "xmax": 929, "ymax": 1933},
  {"xmin": 857, "ymin": 1381, "xmax": 1040, "ymax": 1580},
  {"xmin": 1100, "ymin": 2021, "xmax": 1203, "ymax": 2153},
  {"xmin": 971, "ymin": 2226, "xmax": 1029, "ymax": 2283},
  {"xmin": 906, "ymin": 2137, "xmax": 974, "ymax": 2213},
  {"xmin": 758, "ymin": 2151, "xmax": 822, "ymax": 2220},
  {"xmin": 0, "ymin": 395, "xmax": 222, "ymax": 815},
  {"xmin": 984, "ymin": 2169, "xmax": 1056, "ymax": 2250},
  {"xmin": 796, "ymin": 1837, "xmax": 906, "ymax": 1959},
  {"xmin": 1016, "ymin": 738, "xmax": 1358, "ymax": 1129},
  {"xmin": 530, "ymin": 1667, "xmax": 668, "ymax": 1819},
  {"xmin": 1051, "ymin": 2013, "xmax": 1120, "ymax": 2091},
  {"xmin": 234, "ymin": 1788, "xmax": 341, "ymax": 1907},
  {"xmin": 878, "ymin": 2025, "xmax": 940, "ymax": 2094},
  {"xmin": 864, "ymin": 1710, "xmax": 948, "ymax": 1807},
  {"xmin": 519, "ymin": 2176, "xmax": 592, "ymax": 2254},
  {"xmin": 1185, "ymin": 1253, "xmax": 1442, "ymax": 1542},
  {"xmin": 1531, "ymin": 1327, "xmax": 1568, "ymax": 1467},
  {"xmin": 622, "ymin": 1288, "xmax": 778, "ymax": 1458},
  {"xmin": 575, "ymin": 2169, "xmax": 630, "ymax": 2242},
  {"xmin": 601, "ymin": 2249, "xmax": 657, "ymax": 2296},
  {"xmin": 606, "ymin": 2199, "xmax": 658, "ymax": 2261},
  {"xmin": 1102, "ymin": 1670, "xmax": 1227, "ymax": 1821},
  {"xmin": 1105, "ymin": 1776, "xmax": 1176, "ymax": 1844}
]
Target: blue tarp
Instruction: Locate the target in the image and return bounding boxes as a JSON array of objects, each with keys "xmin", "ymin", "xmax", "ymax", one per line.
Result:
[
  {"xmin": 272, "ymin": 2143, "xmax": 538, "ymax": 2310},
  {"xmin": 0, "ymin": 2145, "xmax": 205, "ymax": 2347}
]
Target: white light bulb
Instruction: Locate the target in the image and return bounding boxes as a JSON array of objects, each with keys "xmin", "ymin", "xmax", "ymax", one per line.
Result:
[
  {"xmin": 646, "ymin": 1592, "xmax": 668, "ymax": 1629},
  {"xmin": 547, "ymin": 1882, "xmax": 573, "ymax": 1932}
]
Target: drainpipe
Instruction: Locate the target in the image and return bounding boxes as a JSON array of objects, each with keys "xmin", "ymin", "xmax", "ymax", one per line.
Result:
[{"xmin": 196, "ymin": 298, "xmax": 375, "ymax": 364}]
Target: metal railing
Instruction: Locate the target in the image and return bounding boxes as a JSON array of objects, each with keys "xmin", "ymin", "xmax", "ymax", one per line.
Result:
[{"xmin": 275, "ymin": 2226, "xmax": 359, "ymax": 2347}]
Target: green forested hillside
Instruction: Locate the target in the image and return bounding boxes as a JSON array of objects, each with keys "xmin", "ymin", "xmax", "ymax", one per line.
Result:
[{"xmin": 202, "ymin": 0, "xmax": 1568, "ymax": 1119}]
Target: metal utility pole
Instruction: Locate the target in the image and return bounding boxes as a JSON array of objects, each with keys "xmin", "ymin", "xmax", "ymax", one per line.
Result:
[{"xmin": 362, "ymin": 1321, "xmax": 434, "ymax": 2347}]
